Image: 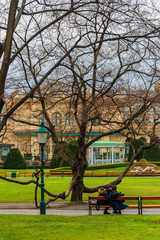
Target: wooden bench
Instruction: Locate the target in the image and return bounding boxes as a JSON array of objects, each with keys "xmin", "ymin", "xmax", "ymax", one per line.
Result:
[
  {"xmin": 88, "ymin": 196, "xmax": 140, "ymax": 215},
  {"xmin": 0, "ymin": 172, "xmax": 7, "ymax": 177},
  {"xmin": 140, "ymin": 196, "xmax": 160, "ymax": 215}
]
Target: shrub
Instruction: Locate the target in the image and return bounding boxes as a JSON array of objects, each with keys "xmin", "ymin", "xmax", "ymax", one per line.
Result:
[
  {"xmin": 24, "ymin": 153, "xmax": 32, "ymax": 160},
  {"xmin": 142, "ymin": 144, "xmax": 160, "ymax": 162},
  {"xmin": 24, "ymin": 153, "xmax": 32, "ymax": 158},
  {"xmin": 59, "ymin": 140, "xmax": 88, "ymax": 167},
  {"xmin": 86, "ymin": 162, "xmax": 129, "ymax": 170},
  {"xmin": 27, "ymin": 165, "xmax": 49, "ymax": 169},
  {"xmin": 50, "ymin": 162, "xmax": 129, "ymax": 172},
  {"xmin": 127, "ymin": 139, "xmax": 145, "ymax": 162},
  {"xmin": 49, "ymin": 141, "xmax": 67, "ymax": 169},
  {"xmin": 4, "ymin": 148, "xmax": 27, "ymax": 169}
]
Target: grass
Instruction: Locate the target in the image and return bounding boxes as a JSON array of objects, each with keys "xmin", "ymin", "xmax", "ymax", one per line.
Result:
[
  {"xmin": 1, "ymin": 215, "xmax": 160, "ymax": 240},
  {"xmin": 1, "ymin": 177, "xmax": 160, "ymax": 239},
  {"xmin": 1, "ymin": 177, "xmax": 160, "ymax": 203}
]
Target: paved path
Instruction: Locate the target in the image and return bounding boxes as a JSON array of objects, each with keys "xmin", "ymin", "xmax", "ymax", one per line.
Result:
[
  {"xmin": 0, "ymin": 208, "xmax": 160, "ymax": 216},
  {"xmin": 0, "ymin": 202, "xmax": 160, "ymax": 216}
]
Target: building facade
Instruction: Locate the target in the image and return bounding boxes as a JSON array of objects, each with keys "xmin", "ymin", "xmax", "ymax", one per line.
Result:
[{"xmin": 0, "ymin": 89, "xmax": 153, "ymax": 165}]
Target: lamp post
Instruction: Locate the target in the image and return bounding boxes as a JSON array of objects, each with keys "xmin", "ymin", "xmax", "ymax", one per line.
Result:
[
  {"xmin": 36, "ymin": 120, "xmax": 48, "ymax": 215},
  {"xmin": 34, "ymin": 149, "xmax": 36, "ymax": 170}
]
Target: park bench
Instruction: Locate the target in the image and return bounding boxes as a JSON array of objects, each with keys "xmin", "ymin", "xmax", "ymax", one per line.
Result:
[
  {"xmin": 0, "ymin": 172, "xmax": 7, "ymax": 177},
  {"xmin": 140, "ymin": 196, "xmax": 160, "ymax": 215},
  {"xmin": 88, "ymin": 196, "xmax": 140, "ymax": 215}
]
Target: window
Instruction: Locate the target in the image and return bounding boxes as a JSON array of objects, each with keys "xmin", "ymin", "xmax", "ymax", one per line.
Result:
[
  {"xmin": 66, "ymin": 138, "xmax": 73, "ymax": 143},
  {"xmin": 92, "ymin": 118, "xmax": 101, "ymax": 126},
  {"xmin": 39, "ymin": 114, "xmax": 47, "ymax": 125},
  {"xmin": 65, "ymin": 113, "xmax": 74, "ymax": 126},
  {"xmin": 53, "ymin": 113, "xmax": 61, "ymax": 126}
]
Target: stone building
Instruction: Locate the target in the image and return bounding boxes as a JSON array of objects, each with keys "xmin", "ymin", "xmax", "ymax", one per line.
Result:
[{"xmin": 0, "ymin": 87, "xmax": 154, "ymax": 165}]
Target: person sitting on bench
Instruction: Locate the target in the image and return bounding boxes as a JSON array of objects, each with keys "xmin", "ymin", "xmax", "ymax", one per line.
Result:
[
  {"xmin": 97, "ymin": 188, "xmax": 112, "ymax": 214},
  {"xmin": 109, "ymin": 185, "xmax": 128, "ymax": 214}
]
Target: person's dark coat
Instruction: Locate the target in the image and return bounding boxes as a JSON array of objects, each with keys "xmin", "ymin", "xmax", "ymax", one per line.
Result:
[
  {"xmin": 96, "ymin": 190, "xmax": 111, "ymax": 210},
  {"xmin": 107, "ymin": 191, "xmax": 128, "ymax": 210}
]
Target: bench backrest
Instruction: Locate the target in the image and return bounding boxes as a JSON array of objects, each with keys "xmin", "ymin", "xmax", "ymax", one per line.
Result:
[
  {"xmin": 89, "ymin": 196, "xmax": 138, "ymax": 201},
  {"xmin": 141, "ymin": 196, "xmax": 160, "ymax": 200}
]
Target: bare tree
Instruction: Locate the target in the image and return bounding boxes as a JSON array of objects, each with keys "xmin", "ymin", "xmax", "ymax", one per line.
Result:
[{"xmin": 0, "ymin": 0, "xmax": 97, "ymax": 130}]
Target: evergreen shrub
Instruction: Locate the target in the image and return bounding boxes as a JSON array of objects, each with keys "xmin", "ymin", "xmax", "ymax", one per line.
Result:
[
  {"xmin": 142, "ymin": 144, "xmax": 160, "ymax": 162},
  {"xmin": 59, "ymin": 140, "xmax": 88, "ymax": 167},
  {"xmin": 127, "ymin": 139, "xmax": 145, "ymax": 162},
  {"xmin": 49, "ymin": 141, "xmax": 67, "ymax": 169},
  {"xmin": 4, "ymin": 148, "xmax": 27, "ymax": 169}
]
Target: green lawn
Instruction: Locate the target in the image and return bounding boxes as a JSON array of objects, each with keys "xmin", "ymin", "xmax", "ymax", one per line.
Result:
[
  {"xmin": 1, "ymin": 177, "xmax": 160, "ymax": 203},
  {"xmin": 1, "ymin": 215, "xmax": 160, "ymax": 240}
]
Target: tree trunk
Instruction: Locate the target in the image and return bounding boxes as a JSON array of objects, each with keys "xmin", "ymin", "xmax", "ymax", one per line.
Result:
[{"xmin": 71, "ymin": 161, "xmax": 85, "ymax": 202}]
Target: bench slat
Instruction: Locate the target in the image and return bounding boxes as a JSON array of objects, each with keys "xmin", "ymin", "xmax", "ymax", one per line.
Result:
[
  {"xmin": 141, "ymin": 205, "xmax": 160, "ymax": 208},
  {"xmin": 141, "ymin": 196, "xmax": 160, "ymax": 200},
  {"xmin": 89, "ymin": 196, "xmax": 138, "ymax": 200}
]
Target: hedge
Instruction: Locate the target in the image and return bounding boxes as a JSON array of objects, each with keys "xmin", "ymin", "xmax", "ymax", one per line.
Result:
[
  {"xmin": 86, "ymin": 162, "xmax": 129, "ymax": 170},
  {"xmin": 50, "ymin": 162, "xmax": 129, "ymax": 172},
  {"xmin": 27, "ymin": 165, "xmax": 49, "ymax": 169}
]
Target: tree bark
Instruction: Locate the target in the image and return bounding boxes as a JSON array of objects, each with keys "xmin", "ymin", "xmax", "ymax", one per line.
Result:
[
  {"xmin": 0, "ymin": 0, "xmax": 19, "ymax": 114},
  {"xmin": 71, "ymin": 165, "xmax": 85, "ymax": 202}
]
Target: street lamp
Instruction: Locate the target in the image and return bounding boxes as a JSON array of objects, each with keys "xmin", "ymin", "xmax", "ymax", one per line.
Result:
[
  {"xmin": 36, "ymin": 120, "xmax": 48, "ymax": 215},
  {"xmin": 34, "ymin": 149, "xmax": 36, "ymax": 170}
]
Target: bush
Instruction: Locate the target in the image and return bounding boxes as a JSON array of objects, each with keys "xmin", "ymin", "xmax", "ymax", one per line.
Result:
[
  {"xmin": 49, "ymin": 141, "xmax": 67, "ymax": 169},
  {"xmin": 4, "ymin": 148, "xmax": 27, "ymax": 169},
  {"xmin": 142, "ymin": 144, "xmax": 160, "ymax": 162},
  {"xmin": 24, "ymin": 153, "xmax": 32, "ymax": 158},
  {"xmin": 86, "ymin": 162, "xmax": 129, "ymax": 170},
  {"xmin": 27, "ymin": 165, "xmax": 49, "ymax": 169},
  {"xmin": 149, "ymin": 162, "xmax": 160, "ymax": 166},
  {"xmin": 24, "ymin": 153, "xmax": 32, "ymax": 161},
  {"xmin": 50, "ymin": 162, "xmax": 129, "ymax": 172},
  {"xmin": 59, "ymin": 140, "xmax": 88, "ymax": 167},
  {"xmin": 127, "ymin": 139, "xmax": 145, "ymax": 162}
]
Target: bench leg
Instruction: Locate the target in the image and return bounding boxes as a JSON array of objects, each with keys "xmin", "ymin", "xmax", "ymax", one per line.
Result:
[
  {"xmin": 139, "ymin": 197, "xmax": 142, "ymax": 215},
  {"xmin": 89, "ymin": 206, "xmax": 92, "ymax": 216},
  {"xmin": 138, "ymin": 198, "xmax": 141, "ymax": 215}
]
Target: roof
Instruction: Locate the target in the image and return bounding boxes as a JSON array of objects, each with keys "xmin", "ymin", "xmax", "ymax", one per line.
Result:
[{"xmin": 90, "ymin": 141, "xmax": 125, "ymax": 147}]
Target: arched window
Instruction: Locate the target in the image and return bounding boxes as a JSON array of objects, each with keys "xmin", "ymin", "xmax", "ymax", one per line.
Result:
[
  {"xmin": 65, "ymin": 113, "xmax": 74, "ymax": 126},
  {"xmin": 53, "ymin": 113, "xmax": 61, "ymax": 126}
]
